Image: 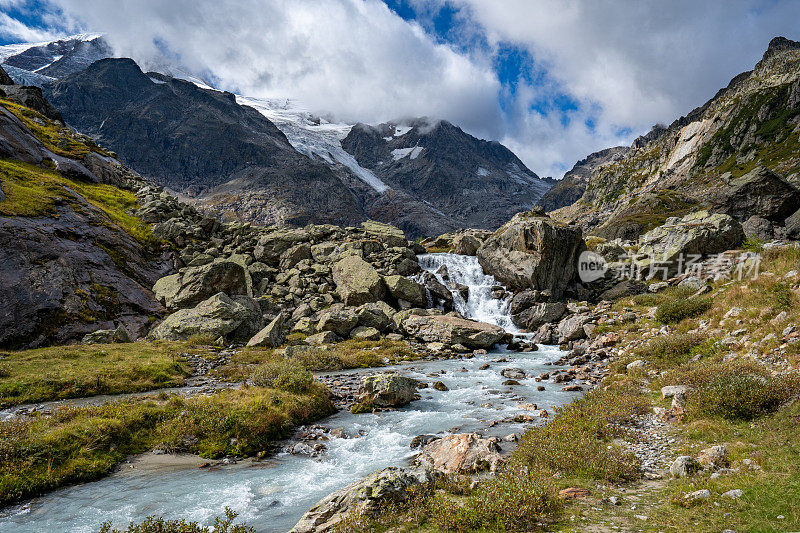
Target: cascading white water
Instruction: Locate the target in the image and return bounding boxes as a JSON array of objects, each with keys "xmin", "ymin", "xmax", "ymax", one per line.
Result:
[{"xmin": 417, "ymin": 253, "xmax": 521, "ymax": 334}]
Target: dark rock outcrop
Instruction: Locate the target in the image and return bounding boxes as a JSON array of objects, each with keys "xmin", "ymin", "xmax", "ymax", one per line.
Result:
[
  {"xmin": 342, "ymin": 119, "xmax": 553, "ymax": 231},
  {"xmin": 476, "ymin": 211, "xmax": 585, "ymax": 298}
]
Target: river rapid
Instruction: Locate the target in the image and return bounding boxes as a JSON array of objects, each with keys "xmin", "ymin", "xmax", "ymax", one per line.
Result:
[{"xmin": 1, "ymin": 253, "xmax": 580, "ymax": 532}]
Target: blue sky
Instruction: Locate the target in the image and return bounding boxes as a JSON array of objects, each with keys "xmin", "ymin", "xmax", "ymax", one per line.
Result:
[{"xmin": 1, "ymin": 0, "xmax": 799, "ymax": 177}]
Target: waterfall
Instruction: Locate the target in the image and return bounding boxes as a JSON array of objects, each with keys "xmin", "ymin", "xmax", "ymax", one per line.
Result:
[{"xmin": 417, "ymin": 253, "xmax": 521, "ymax": 334}]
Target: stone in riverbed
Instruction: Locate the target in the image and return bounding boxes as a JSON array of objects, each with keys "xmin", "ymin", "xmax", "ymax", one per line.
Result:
[
  {"xmin": 414, "ymin": 433, "xmax": 504, "ymax": 475},
  {"xmin": 290, "ymin": 467, "xmax": 433, "ymax": 533},
  {"xmin": 357, "ymin": 374, "xmax": 422, "ymax": 407},
  {"xmin": 400, "ymin": 313, "xmax": 505, "ymax": 349}
]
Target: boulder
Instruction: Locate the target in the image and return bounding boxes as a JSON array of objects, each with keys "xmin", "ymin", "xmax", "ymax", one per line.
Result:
[
  {"xmin": 742, "ymin": 215, "xmax": 776, "ymax": 241},
  {"xmin": 246, "ymin": 312, "xmax": 286, "ymax": 348},
  {"xmin": 697, "ymin": 445, "xmax": 728, "ymax": 468},
  {"xmin": 709, "ymin": 166, "xmax": 800, "ymax": 222},
  {"xmin": 361, "ymin": 220, "xmax": 408, "ymax": 247},
  {"xmin": 670, "ymin": 456, "xmax": 701, "ymax": 478},
  {"xmin": 355, "ymin": 302, "xmax": 394, "ymax": 332},
  {"xmin": 279, "ymin": 243, "xmax": 312, "ymax": 270},
  {"xmin": 81, "ymin": 325, "xmax": 131, "ymax": 345},
  {"xmin": 350, "ymin": 326, "xmax": 381, "ymax": 341},
  {"xmin": 557, "ymin": 314, "xmax": 592, "ymax": 341},
  {"xmin": 452, "ymin": 234, "xmax": 481, "ymax": 256},
  {"xmin": 476, "ymin": 211, "xmax": 585, "ymax": 298},
  {"xmin": 332, "ymin": 256, "xmax": 386, "ymax": 306},
  {"xmin": 318, "ymin": 308, "xmax": 359, "ymax": 337},
  {"xmin": 785, "ymin": 207, "xmax": 800, "ymax": 239},
  {"xmin": 254, "ymin": 229, "xmax": 308, "ymax": 265},
  {"xmin": 153, "ymin": 260, "xmax": 251, "ymax": 311},
  {"xmin": 512, "ymin": 302, "xmax": 567, "ymax": 330},
  {"xmin": 384, "ymin": 275, "xmax": 427, "ymax": 308},
  {"xmin": 357, "ymin": 374, "xmax": 422, "ymax": 407},
  {"xmin": 305, "ymin": 331, "xmax": 339, "ymax": 345},
  {"xmin": 419, "ymin": 271, "xmax": 453, "ymax": 310},
  {"xmin": 401, "ymin": 313, "xmax": 506, "ymax": 349},
  {"xmin": 414, "ymin": 433, "xmax": 504, "ymax": 474},
  {"xmin": 148, "ymin": 293, "xmax": 254, "ymax": 341},
  {"xmin": 290, "ymin": 467, "xmax": 433, "ymax": 533},
  {"xmin": 636, "ymin": 211, "xmax": 745, "ymax": 276},
  {"xmin": 599, "ymin": 280, "xmax": 647, "ymax": 301}
]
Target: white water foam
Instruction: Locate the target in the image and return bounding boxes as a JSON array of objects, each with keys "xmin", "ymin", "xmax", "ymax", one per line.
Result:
[{"xmin": 417, "ymin": 253, "xmax": 522, "ymax": 334}]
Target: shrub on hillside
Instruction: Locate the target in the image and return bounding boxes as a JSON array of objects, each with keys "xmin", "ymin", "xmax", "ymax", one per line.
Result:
[
  {"xmin": 674, "ymin": 361, "xmax": 799, "ymax": 421},
  {"xmin": 637, "ymin": 332, "xmax": 708, "ymax": 368},
  {"xmin": 655, "ymin": 298, "xmax": 712, "ymax": 324},
  {"xmin": 99, "ymin": 508, "xmax": 253, "ymax": 533},
  {"xmin": 250, "ymin": 360, "xmax": 314, "ymax": 393}
]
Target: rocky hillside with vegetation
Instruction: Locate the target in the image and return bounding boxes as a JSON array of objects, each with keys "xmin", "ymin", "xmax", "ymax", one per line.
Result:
[{"xmin": 551, "ymin": 37, "xmax": 800, "ymax": 243}]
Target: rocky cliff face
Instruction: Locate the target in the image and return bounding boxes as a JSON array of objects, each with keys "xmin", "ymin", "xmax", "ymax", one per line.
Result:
[
  {"xmin": 0, "ymin": 80, "xmax": 171, "ymax": 348},
  {"xmin": 537, "ymin": 146, "xmax": 628, "ymax": 212},
  {"xmin": 342, "ymin": 119, "xmax": 554, "ymax": 232},
  {"xmin": 552, "ymin": 37, "xmax": 800, "ymax": 241}
]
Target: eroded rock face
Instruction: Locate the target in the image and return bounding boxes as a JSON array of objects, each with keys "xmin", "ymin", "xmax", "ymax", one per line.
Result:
[
  {"xmin": 147, "ymin": 292, "xmax": 259, "ymax": 341},
  {"xmin": 476, "ymin": 211, "xmax": 585, "ymax": 299},
  {"xmin": 636, "ymin": 211, "xmax": 745, "ymax": 275},
  {"xmin": 414, "ymin": 433, "xmax": 504, "ymax": 474},
  {"xmin": 290, "ymin": 467, "xmax": 434, "ymax": 533},
  {"xmin": 154, "ymin": 260, "xmax": 251, "ymax": 311},
  {"xmin": 400, "ymin": 313, "xmax": 506, "ymax": 349},
  {"xmin": 0, "ymin": 204, "xmax": 168, "ymax": 349}
]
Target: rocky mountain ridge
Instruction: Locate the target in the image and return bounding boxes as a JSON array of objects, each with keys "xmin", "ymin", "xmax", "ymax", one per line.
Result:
[
  {"xmin": 1, "ymin": 34, "xmax": 552, "ymax": 237},
  {"xmin": 549, "ymin": 37, "xmax": 800, "ymax": 242}
]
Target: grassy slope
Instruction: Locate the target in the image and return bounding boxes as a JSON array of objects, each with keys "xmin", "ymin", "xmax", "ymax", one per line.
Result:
[
  {"xmin": 0, "ymin": 99, "xmax": 155, "ymax": 246},
  {"xmin": 0, "ymin": 342, "xmax": 197, "ymax": 407}
]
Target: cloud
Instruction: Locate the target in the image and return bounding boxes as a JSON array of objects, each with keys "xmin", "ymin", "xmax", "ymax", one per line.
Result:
[
  {"xmin": 0, "ymin": 10, "xmax": 63, "ymax": 42},
  {"xmin": 45, "ymin": 0, "xmax": 503, "ymax": 134},
  {"xmin": 4, "ymin": 0, "xmax": 799, "ymax": 178},
  {"xmin": 451, "ymin": 0, "xmax": 800, "ymax": 132}
]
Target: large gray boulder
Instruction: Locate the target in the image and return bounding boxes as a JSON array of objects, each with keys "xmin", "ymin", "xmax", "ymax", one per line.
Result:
[
  {"xmin": 148, "ymin": 293, "xmax": 256, "ymax": 341},
  {"xmin": 786, "ymin": 207, "xmax": 800, "ymax": 239},
  {"xmin": 361, "ymin": 220, "xmax": 408, "ymax": 248},
  {"xmin": 153, "ymin": 260, "xmax": 252, "ymax": 311},
  {"xmin": 384, "ymin": 275, "xmax": 427, "ymax": 308},
  {"xmin": 709, "ymin": 166, "xmax": 800, "ymax": 222},
  {"xmin": 476, "ymin": 211, "xmax": 585, "ymax": 298},
  {"xmin": 332, "ymin": 255, "xmax": 386, "ymax": 306},
  {"xmin": 318, "ymin": 307, "xmax": 359, "ymax": 337},
  {"xmin": 636, "ymin": 211, "xmax": 745, "ymax": 276},
  {"xmin": 246, "ymin": 312, "xmax": 286, "ymax": 348},
  {"xmin": 290, "ymin": 467, "xmax": 433, "ymax": 533},
  {"xmin": 512, "ymin": 302, "xmax": 568, "ymax": 331},
  {"xmin": 357, "ymin": 374, "xmax": 422, "ymax": 407},
  {"xmin": 400, "ymin": 313, "xmax": 505, "ymax": 349}
]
